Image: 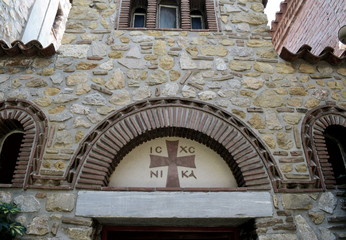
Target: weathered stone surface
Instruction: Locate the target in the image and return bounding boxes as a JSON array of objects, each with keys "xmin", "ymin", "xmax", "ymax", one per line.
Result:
[
  {"xmin": 229, "ymin": 60, "xmax": 252, "ymax": 71},
  {"xmin": 27, "ymin": 216, "xmax": 49, "ymax": 236},
  {"xmin": 277, "ymin": 63, "xmax": 295, "ymax": 74},
  {"xmin": 34, "ymin": 96, "xmax": 52, "ymax": 107},
  {"xmin": 180, "ymin": 52, "xmax": 197, "ymax": 69},
  {"xmin": 283, "ymin": 113, "xmax": 302, "ymax": 125},
  {"xmin": 48, "ymin": 105, "xmax": 66, "ymax": 114},
  {"xmin": 319, "ymin": 227, "xmax": 336, "ymax": 240},
  {"xmin": 55, "ymin": 130, "xmax": 73, "ymax": 147},
  {"xmin": 62, "ymin": 217, "xmax": 93, "ymax": 226},
  {"xmin": 82, "ymin": 93, "xmax": 106, "ymax": 105},
  {"xmin": 126, "ymin": 46, "xmax": 141, "ymax": 59},
  {"xmin": 53, "ymin": 94, "xmax": 79, "ymax": 103},
  {"xmin": 14, "ymin": 195, "xmax": 40, "ymax": 212},
  {"xmin": 0, "ymin": 192, "xmax": 12, "ymax": 203},
  {"xmin": 105, "ymin": 69, "xmax": 125, "ymax": 90},
  {"xmin": 49, "ymin": 112, "xmax": 73, "ymax": 122},
  {"xmin": 162, "ymin": 83, "xmax": 179, "ymax": 96},
  {"xmin": 254, "ymin": 90, "xmax": 285, "ymax": 107},
  {"xmin": 248, "ymin": 113, "xmax": 265, "ymax": 129},
  {"xmin": 299, "ymin": 64, "xmax": 315, "ymax": 73},
  {"xmin": 263, "ymin": 136, "xmax": 276, "ymax": 149},
  {"xmin": 308, "ymin": 211, "xmax": 325, "ymax": 225},
  {"xmin": 277, "ymin": 132, "xmax": 293, "ymax": 150},
  {"xmin": 198, "ymin": 91, "xmax": 217, "ymax": 100},
  {"xmin": 153, "ymin": 40, "xmax": 167, "ymax": 56},
  {"xmin": 74, "ymin": 117, "xmax": 91, "ymax": 128},
  {"xmin": 282, "ymin": 194, "xmax": 313, "ymax": 210},
  {"xmin": 26, "ymin": 78, "xmax": 48, "ymax": 88},
  {"xmin": 159, "ymin": 56, "xmax": 175, "ymax": 70},
  {"xmin": 200, "ymin": 46, "xmax": 228, "ymax": 57},
  {"xmin": 133, "ymin": 87, "xmax": 151, "ymax": 101},
  {"xmin": 58, "ymin": 45, "xmax": 90, "ymax": 58},
  {"xmin": 232, "ymin": 12, "xmax": 267, "ymax": 25},
  {"xmin": 215, "ymin": 57, "xmax": 227, "ymax": 71},
  {"xmin": 149, "ymin": 70, "xmax": 168, "ymax": 85},
  {"xmin": 182, "ymin": 85, "xmax": 196, "ymax": 98},
  {"xmin": 76, "ymin": 62, "xmax": 98, "ymax": 70},
  {"xmin": 46, "ymin": 193, "xmax": 75, "ymax": 212},
  {"xmin": 295, "ymin": 215, "xmax": 318, "ymax": 240},
  {"xmin": 66, "ymin": 72, "xmax": 89, "ymax": 86},
  {"xmin": 254, "ymin": 62, "xmax": 274, "ymax": 74},
  {"xmin": 304, "ymin": 98, "xmax": 320, "ymax": 108},
  {"xmin": 109, "ymin": 90, "xmax": 131, "ymax": 105},
  {"xmin": 44, "ymin": 87, "xmax": 60, "ymax": 96},
  {"xmin": 243, "ymin": 77, "xmax": 264, "ymax": 90},
  {"xmin": 258, "ymin": 234, "xmax": 297, "ymax": 240},
  {"xmin": 70, "ymin": 104, "xmax": 90, "ymax": 115},
  {"xmin": 92, "ymin": 41, "xmax": 108, "ymax": 57},
  {"xmin": 265, "ymin": 110, "xmax": 282, "ymax": 130},
  {"xmin": 318, "ymin": 192, "xmax": 337, "ymax": 214},
  {"xmin": 100, "ymin": 60, "xmax": 114, "ymax": 70},
  {"xmin": 64, "ymin": 227, "xmax": 93, "ymax": 240},
  {"xmin": 289, "ymin": 87, "xmax": 308, "ymax": 96},
  {"xmin": 247, "ymin": 40, "xmax": 272, "ymax": 48},
  {"xmin": 118, "ymin": 59, "xmax": 147, "ymax": 69}
]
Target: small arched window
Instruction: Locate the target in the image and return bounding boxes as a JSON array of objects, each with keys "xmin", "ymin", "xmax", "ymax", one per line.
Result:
[
  {"xmin": 132, "ymin": 8, "xmax": 147, "ymax": 27},
  {"xmin": 190, "ymin": 10, "xmax": 204, "ymax": 29},
  {"xmin": 324, "ymin": 125, "xmax": 346, "ymax": 185},
  {"xmin": 0, "ymin": 120, "xmax": 24, "ymax": 184}
]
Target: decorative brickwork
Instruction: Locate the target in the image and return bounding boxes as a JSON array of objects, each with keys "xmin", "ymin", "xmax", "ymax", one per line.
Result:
[
  {"xmin": 70, "ymin": 98, "xmax": 281, "ymax": 191},
  {"xmin": 302, "ymin": 105, "xmax": 346, "ymax": 190},
  {"xmin": 0, "ymin": 99, "xmax": 48, "ymax": 188}
]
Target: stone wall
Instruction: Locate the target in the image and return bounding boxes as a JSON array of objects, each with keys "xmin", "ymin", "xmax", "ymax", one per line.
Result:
[
  {"xmin": 0, "ymin": 0, "xmax": 345, "ymax": 239},
  {"xmin": 0, "ymin": 0, "xmax": 35, "ymax": 45}
]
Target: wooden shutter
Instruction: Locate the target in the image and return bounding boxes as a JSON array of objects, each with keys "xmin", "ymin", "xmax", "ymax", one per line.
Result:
[
  {"xmin": 147, "ymin": 0, "xmax": 157, "ymax": 28},
  {"xmin": 205, "ymin": 0, "xmax": 217, "ymax": 31},
  {"xmin": 181, "ymin": 0, "xmax": 191, "ymax": 29},
  {"xmin": 118, "ymin": 0, "xmax": 131, "ymax": 29}
]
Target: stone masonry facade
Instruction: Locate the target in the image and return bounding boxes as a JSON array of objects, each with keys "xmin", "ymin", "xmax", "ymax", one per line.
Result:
[{"xmin": 0, "ymin": 0, "xmax": 346, "ymax": 239}]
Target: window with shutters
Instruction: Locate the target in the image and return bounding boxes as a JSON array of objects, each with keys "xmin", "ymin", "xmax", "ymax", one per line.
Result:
[{"xmin": 118, "ymin": 0, "xmax": 218, "ymax": 31}]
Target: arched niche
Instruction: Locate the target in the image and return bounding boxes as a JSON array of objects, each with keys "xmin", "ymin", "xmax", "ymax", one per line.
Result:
[
  {"xmin": 0, "ymin": 99, "xmax": 48, "ymax": 188},
  {"xmin": 302, "ymin": 104, "xmax": 346, "ymax": 189},
  {"xmin": 70, "ymin": 98, "xmax": 281, "ymax": 191}
]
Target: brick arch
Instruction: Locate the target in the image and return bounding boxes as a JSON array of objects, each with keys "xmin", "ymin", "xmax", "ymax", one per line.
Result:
[
  {"xmin": 0, "ymin": 99, "xmax": 48, "ymax": 188},
  {"xmin": 302, "ymin": 104, "xmax": 346, "ymax": 190},
  {"xmin": 70, "ymin": 98, "xmax": 281, "ymax": 191}
]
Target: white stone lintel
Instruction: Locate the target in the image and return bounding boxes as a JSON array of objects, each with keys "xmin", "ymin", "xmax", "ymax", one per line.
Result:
[{"xmin": 76, "ymin": 191, "xmax": 273, "ymax": 219}]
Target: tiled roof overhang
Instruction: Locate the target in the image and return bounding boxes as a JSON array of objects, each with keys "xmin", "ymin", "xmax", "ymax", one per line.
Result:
[
  {"xmin": 0, "ymin": 40, "xmax": 56, "ymax": 57},
  {"xmin": 280, "ymin": 45, "xmax": 346, "ymax": 65}
]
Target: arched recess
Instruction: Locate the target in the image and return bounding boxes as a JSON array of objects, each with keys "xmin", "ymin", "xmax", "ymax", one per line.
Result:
[
  {"xmin": 0, "ymin": 99, "xmax": 48, "ymax": 188},
  {"xmin": 302, "ymin": 104, "xmax": 346, "ymax": 190},
  {"xmin": 70, "ymin": 98, "xmax": 281, "ymax": 191}
]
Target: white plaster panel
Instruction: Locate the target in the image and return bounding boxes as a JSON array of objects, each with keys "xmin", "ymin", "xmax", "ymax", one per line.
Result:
[{"xmin": 76, "ymin": 191, "xmax": 273, "ymax": 219}]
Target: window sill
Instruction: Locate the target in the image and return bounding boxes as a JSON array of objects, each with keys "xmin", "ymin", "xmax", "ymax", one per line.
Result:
[{"xmin": 117, "ymin": 27, "xmax": 215, "ymax": 32}]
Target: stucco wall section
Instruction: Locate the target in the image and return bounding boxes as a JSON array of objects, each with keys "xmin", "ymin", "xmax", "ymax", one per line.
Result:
[{"xmin": 0, "ymin": 0, "xmax": 35, "ymax": 45}]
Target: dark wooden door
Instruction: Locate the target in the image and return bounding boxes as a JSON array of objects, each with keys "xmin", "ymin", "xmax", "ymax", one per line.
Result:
[{"xmin": 102, "ymin": 227, "xmax": 239, "ymax": 240}]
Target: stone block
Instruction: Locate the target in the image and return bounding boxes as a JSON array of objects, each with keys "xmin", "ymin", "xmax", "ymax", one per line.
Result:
[
  {"xmin": 318, "ymin": 192, "xmax": 337, "ymax": 214},
  {"xmin": 14, "ymin": 195, "xmax": 40, "ymax": 212},
  {"xmin": 27, "ymin": 216, "xmax": 49, "ymax": 236},
  {"xmin": 46, "ymin": 193, "xmax": 75, "ymax": 212},
  {"xmin": 282, "ymin": 194, "xmax": 313, "ymax": 210},
  {"xmin": 295, "ymin": 215, "xmax": 318, "ymax": 240}
]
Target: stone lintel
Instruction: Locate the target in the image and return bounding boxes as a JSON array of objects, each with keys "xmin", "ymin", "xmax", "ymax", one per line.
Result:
[{"xmin": 76, "ymin": 191, "xmax": 273, "ymax": 224}]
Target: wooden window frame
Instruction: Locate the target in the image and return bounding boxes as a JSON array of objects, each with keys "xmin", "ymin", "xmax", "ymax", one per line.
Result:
[
  {"xmin": 191, "ymin": 14, "xmax": 204, "ymax": 29},
  {"xmin": 117, "ymin": 0, "xmax": 218, "ymax": 31},
  {"xmin": 132, "ymin": 12, "xmax": 147, "ymax": 27},
  {"xmin": 158, "ymin": 4, "xmax": 179, "ymax": 28}
]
